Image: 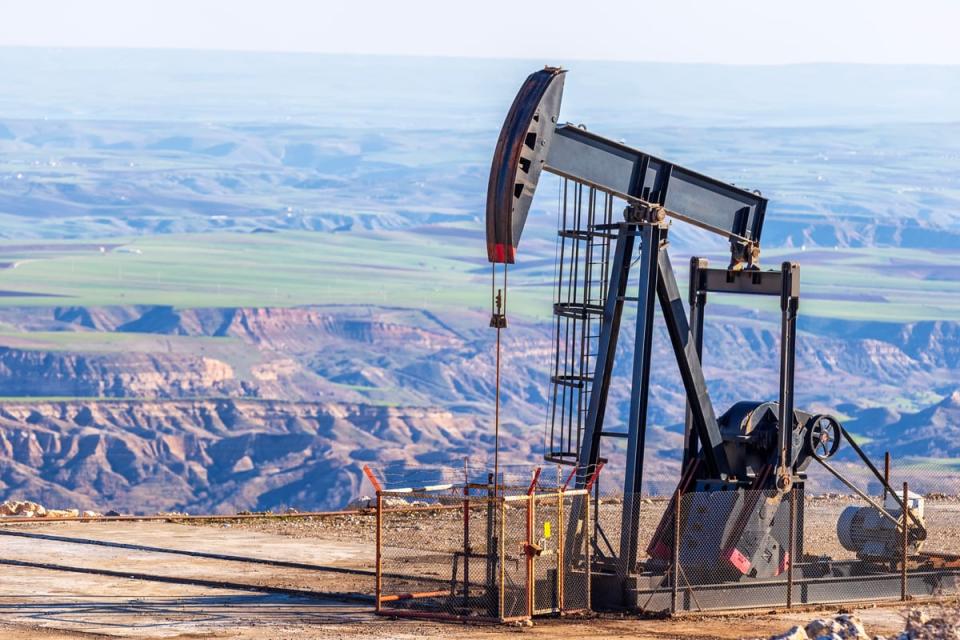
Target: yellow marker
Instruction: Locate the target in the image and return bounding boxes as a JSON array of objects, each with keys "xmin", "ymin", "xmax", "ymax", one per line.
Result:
[{"xmin": 544, "ymin": 521, "xmax": 552, "ymax": 539}]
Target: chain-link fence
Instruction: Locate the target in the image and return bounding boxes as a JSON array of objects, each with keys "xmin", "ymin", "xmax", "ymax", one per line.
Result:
[
  {"xmin": 594, "ymin": 464, "xmax": 960, "ymax": 615},
  {"xmin": 369, "ymin": 462, "xmax": 960, "ymax": 618},
  {"xmin": 372, "ymin": 469, "xmax": 592, "ymax": 622}
]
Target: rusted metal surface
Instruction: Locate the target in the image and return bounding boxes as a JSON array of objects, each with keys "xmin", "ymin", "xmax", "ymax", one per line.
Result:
[
  {"xmin": 918, "ymin": 551, "xmax": 960, "ymax": 568},
  {"xmin": 379, "ymin": 589, "xmax": 447, "ymax": 603}
]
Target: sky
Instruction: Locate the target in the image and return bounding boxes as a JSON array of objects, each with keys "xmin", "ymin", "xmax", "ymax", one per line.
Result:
[{"xmin": 1, "ymin": 0, "xmax": 958, "ymax": 65}]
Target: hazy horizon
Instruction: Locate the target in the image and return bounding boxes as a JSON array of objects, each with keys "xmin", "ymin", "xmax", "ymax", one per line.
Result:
[
  {"xmin": 3, "ymin": 0, "xmax": 959, "ymax": 65},
  {"xmin": 4, "ymin": 44, "xmax": 960, "ymax": 67}
]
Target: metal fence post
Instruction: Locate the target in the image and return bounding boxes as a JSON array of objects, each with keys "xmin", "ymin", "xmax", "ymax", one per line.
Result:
[
  {"xmin": 585, "ymin": 491, "xmax": 592, "ymax": 611},
  {"xmin": 486, "ymin": 471, "xmax": 496, "ymax": 614},
  {"xmin": 557, "ymin": 489, "xmax": 564, "ymax": 611},
  {"xmin": 593, "ymin": 474, "xmax": 600, "ymax": 552},
  {"xmin": 527, "ymin": 493, "xmax": 535, "ymax": 617},
  {"xmin": 463, "ymin": 483, "xmax": 470, "ymax": 605},
  {"xmin": 901, "ymin": 481, "xmax": 909, "ymax": 601},
  {"xmin": 499, "ymin": 498, "xmax": 506, "ymax": 620},
  {"xmin": 787, "ymin": 486, "xmax": 796, "ymax": 608},
  {"xmin": 375, "ymin": 491, "xmax": 383, "ymax": 613},
  {"xmin": 671, "ymin": 488, "xmax": 681, "ymax": 614}
]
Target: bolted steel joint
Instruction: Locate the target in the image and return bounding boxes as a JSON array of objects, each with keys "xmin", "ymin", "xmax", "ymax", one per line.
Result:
[
  {"xmin": 776, "ymin": 471, "xmax": 793, "ymax": 493},
  {"xmin": 624, "ymin": 202, "xmax": 666, "ymax": 224}
]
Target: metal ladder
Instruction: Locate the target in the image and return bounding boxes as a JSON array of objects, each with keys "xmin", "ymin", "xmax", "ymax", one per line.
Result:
[{"xmin": 545, "ymin": 182, "xmax": 615, "ymax": 466}]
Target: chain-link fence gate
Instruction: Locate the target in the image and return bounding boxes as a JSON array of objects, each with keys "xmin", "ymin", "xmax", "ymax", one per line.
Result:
[{"xmin": 370, "ymin": 467, "xmax": 593, "ymax": 623}]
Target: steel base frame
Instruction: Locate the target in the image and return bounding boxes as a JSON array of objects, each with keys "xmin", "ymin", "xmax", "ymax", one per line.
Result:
[{"xmin": 589, "ymin": 564, "xmax": 960, "ymax": 614}]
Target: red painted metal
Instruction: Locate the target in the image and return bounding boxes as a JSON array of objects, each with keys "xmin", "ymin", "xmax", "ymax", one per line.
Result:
[
  {"xmin": 362, "ymin": 464, "xmax": 383, "ymax": 493},
  {"xmin": 379, "ymin": 589, "xmax": 448, "ymax": 603},
  {"xmin": 584, "ymin": 461, "xmax": 605, "ymax": 491},
  {"xmin": 526, "ymin": 467, "xmax": 542, "ymax": 495}
]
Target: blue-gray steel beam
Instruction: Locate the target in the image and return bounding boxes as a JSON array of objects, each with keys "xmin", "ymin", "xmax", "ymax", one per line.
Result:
[
  {"xmin": 700, "ymin": 267, "xmax": 785, "ymax": 296},
  {"xmin": 683, "ymin": 257, "xmax": 709, "ymax": 473},
  {"xmin": 777, "ymin": 262, "xmax": 800, "ymax": 473},
  {"xmin": 545, "ymin": 125, "xmax": 767, "ymax": 245},
  {"xmin": 617, "ymin": 222, "xmax": 663, "ymax": 578},
  {"xmin": 656, "ymin": 249, "xmax": 730, "ymax": 479}
]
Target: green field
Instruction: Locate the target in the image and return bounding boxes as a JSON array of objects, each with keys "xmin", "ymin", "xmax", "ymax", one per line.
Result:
[
  {"xmin": 0, "ymin": 230, "xmax": 502, "ymax": 314},
  {"xmin": 0, "ymin": 230, "xmax": 956, "ymax": 324}
]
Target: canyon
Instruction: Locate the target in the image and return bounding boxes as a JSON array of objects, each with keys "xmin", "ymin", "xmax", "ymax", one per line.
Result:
[{"xmin": 0, "ymin": 303, "xmax": 953, "ymax": 512}]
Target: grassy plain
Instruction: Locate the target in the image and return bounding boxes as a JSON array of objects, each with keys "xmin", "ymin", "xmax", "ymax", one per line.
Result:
[
  {"xmin": 0, "ymin": 230, "xmax": 955, "ymax": 325},
  {"xmin": 0, "ymin": 229, "xmax": 496, "ymax": 313}
]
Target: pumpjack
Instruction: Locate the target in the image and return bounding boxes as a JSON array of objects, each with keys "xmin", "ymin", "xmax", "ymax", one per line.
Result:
[{"xmin": 484, "ymin": 67, "xmax": 944, "ymax": 610}]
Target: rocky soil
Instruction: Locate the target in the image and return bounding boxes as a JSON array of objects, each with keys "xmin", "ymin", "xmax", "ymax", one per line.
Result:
[
  {"xmin": 764, "ymin": 609, "xmax": 960, "ymax": 640},
  {"xmin": 0, "ymin": 499, "xmax": 100, "ymax": 518}
]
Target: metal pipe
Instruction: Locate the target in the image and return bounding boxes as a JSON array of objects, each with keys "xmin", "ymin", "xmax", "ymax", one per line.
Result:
[
  {"xmin": 379, "ymin": 589, "xmax": 448, "ymax": 603},
  {"xmin": 840, "ymin": 427, "xmax": 923, "ymax": 533},
  {"xmin": 813, "ymin": 457, "xmax": 901, "ymax": 528}
]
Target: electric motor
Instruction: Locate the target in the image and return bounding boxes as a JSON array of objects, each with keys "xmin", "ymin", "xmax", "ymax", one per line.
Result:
[{"xmin": 837, "ymin": 492, "xmax": 925, "ymax": 560}]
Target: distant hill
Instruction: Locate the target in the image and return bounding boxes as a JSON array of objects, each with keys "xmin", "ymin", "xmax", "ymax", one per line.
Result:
[{"xmin": 861, "ymin": 390, "xmax": 960, "ymax": 458}]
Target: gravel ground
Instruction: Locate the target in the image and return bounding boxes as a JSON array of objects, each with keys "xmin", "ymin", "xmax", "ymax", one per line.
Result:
[
  {"xmin": 198, "ymin": 495, "xmax": 960, "ymax": 565},
  {"xmin": 1, "ymin": 508, "xmax": 958, "ymax": 639}
]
